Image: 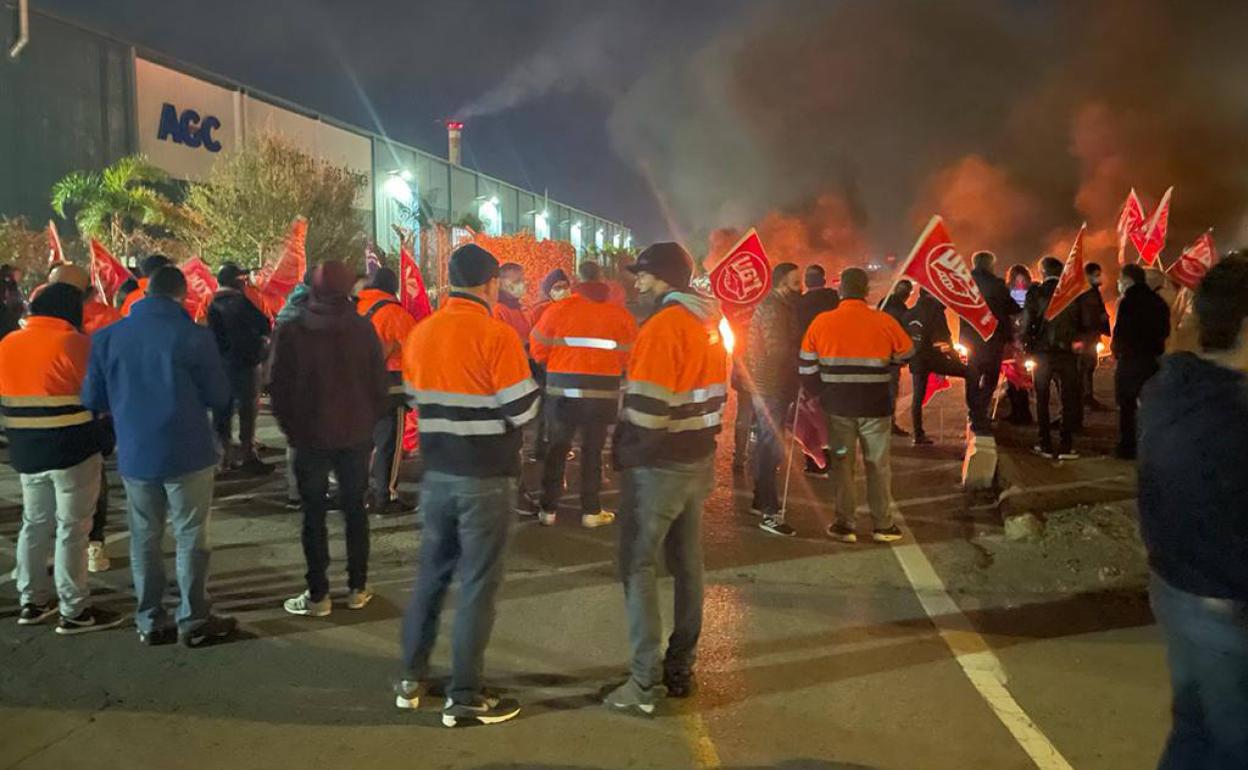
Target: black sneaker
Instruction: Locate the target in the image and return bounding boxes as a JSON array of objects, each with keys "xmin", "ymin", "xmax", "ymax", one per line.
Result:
[
  {"xmin": 55, "ymin": 607, "xmax": 126, "ymax": 636},
  {"xmin": 826, "ymin": 523, "xmax": 858, "ymax": 543},
  {"xmin": 179, "ymin": 614, "xmax": 238, "ymax": 648},
  {"xmin": 284, "ymin": 498, "xmax": 302, "ymax": 511},
  {"xmin": 370, "ymin": 497, "xmax": 411, "ymax": 515},
  {"xmin": 137, "ymin": 625, "xmax": 177, "ymax": 646},
  {"xmin": 236, "ymin": 457, "xmax": 274, "ymax": 477},
  {"xmin": 1032, "ymin": 444, "xmax": 1056, "ymax": 459},
  {"xmin": 17, "ymin": 601, "xmax": 58, "ymax": 626},
  {"xmin": 441, "ymin": 694, "xmax": 522, "ymax": 727},
  {"xmin": 514, "ymin": 491, "xmax": 539, "ymax": 517},
  {"xmin": 393, "ymin": 679, "xmax": 422, "ymax": 710},
  {"xmin": 912, "ymin": 434, "xmax": 934, "ymax": 446},
  {"xmin": 663, "ymin": 672, "xmax": 695, "ymax": 699},
  {"xmin": 891, "ymin": 422, "xmax": 910, "ymax": 437},
  {"xmin": 759, "ymin": 518, "xmax": 797, "ymax": 537},
  {"xmin": 872, "ymin": 526, "xmax": 904, "ymax": 544}
]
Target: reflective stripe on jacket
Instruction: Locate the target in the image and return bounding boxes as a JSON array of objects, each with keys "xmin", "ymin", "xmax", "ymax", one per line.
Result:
[
  {"xmin": 403, "ymin": 293, "xmax": 539, "ymax": 477},
  {"xmin": 615, "ymin": 292, "xmax": 728, "ymax": 468},
  {"xmin": 800, "ymin": 298, "xmax": 913, "ymax": 418},
  {"xmin": 530, "ymin": 292, "xmax": 638, "ymax": 402},
  {"xmin": 0, "ymin": 316, "xmax": 101, "ymax": 473}
]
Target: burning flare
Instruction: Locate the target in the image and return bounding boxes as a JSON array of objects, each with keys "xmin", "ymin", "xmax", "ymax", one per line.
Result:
[{"xmin": 718, "ymin": 317, "xmax": 735, "ymax": 354}]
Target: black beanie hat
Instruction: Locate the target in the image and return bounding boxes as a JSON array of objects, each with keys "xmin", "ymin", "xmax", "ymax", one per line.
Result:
[
  {"xmin": 30, "ymin": 282, "xmax": 84, "ymax": 329},
  {"xmin": 216, "ymin": 262, "xmax": 249, "ymax": 290},
  {"xmin": 627, "ymin": 242, "xmax": 694, "ymax": 289},
  {"xmin": 141, "ymin": 254, "xmax": 171, "ymax": 278},
  {"xmin": 449, "ymin": 244, "xmax": 499, "ymax": 288},
  {"xmin": 541, "ymin": 268, "xmax": 570, "ymax": 298},
  {"xmin": 370, "ymin": 266, "xmax": 400, "ymax": 295}
]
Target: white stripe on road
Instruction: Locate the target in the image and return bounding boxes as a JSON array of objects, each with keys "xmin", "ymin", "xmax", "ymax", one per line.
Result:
[{"xmin": 888, "ymin": 511, "xmax": 1076, "ymax": 770}]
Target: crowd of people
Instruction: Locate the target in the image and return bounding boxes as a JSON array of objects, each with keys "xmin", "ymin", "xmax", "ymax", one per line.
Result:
[{"xmin": 0, "ymin": 238, "xmax": 1244, "ymax": 755}]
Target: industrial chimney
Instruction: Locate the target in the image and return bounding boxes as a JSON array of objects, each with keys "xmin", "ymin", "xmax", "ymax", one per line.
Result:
[{"xmin": 446, "ymin": 120, "xmax": 463, "ymax": 166}]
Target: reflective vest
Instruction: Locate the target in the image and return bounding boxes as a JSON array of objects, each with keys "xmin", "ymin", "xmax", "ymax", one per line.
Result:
[
  {"xmin": 0, "ymin": 316, "xmax": 100, "ymax": 473},
  {"xmin": 799, "ymin": 298, "xmax": 913, "ymax": 417},
  {"xmin": 357, "ymin": 288, "xmax": 419, "ymax": 376},
  {"xmin": 615, "ymin": 293, "xmax": 728, "ymax": 468},
  {"xmin": 402, "ymin": 293, "xmax": 539, "ymax": 477},
  {"xmin": 530, "ymin": 293, "xmax": 637, "ymax": 401}
]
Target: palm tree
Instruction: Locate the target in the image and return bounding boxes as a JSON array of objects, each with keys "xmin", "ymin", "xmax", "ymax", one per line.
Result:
[{"xmin": 51, "ymin": 155, "xmax": 186, "ymax": 256}]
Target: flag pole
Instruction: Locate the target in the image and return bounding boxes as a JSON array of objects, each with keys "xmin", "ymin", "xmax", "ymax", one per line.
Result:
[
  {"xmin": 779, "ymin": 394, "xmax": 802, "ymax": 518},
  {"xmin": 879, "ymin": 215, "xmax": 939, "ymax": 309}
]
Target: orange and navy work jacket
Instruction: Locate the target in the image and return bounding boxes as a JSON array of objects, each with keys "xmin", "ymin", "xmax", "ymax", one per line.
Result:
[
  {"xmin": 402, "ymin": 293, "xmax": 539, "ymax": 477},
  {"xmin": 357, "ymin": 288, "xmax": 419, "ymax": 380},
  {"xmin": 82, "ymin": 300, "xmax": 122, "ymax": 336},
  {"xmin": 0, "ymin": 317, "xmax": 100, "ymax": 473},
  {"xmin": 530, "ymin": 286, "xmax": 638, "ymax": 404},
  {"xmin": 799, "ymin": 298, "xmax": 913, "ymax": 418},
  {"xmin": 615, "ymin": 292, "xmax": 728, "ymax": 468}
]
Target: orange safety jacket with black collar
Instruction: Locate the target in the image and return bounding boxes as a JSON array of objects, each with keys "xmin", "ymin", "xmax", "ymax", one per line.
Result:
[
  {"xmin": 530, "ymin": 284, "xmax": 638, "ymax": 406},
  {"xmin": 357, "ymin": 288, "xmax": 419, "ymax": 381},
  {"xmin": 799, "ymin": 298, "xmax": 913, "ymax": 418},
  {"xmin": 614, "ymin": 291, "xmax": 728, "ymax": 469},
  {"xmin": 0, "ymin": 317, "xmax": 101, "ymax": 473},
  {"xmin": 402, "ymin": 292, "xmax": 540, "ymax": 478}
]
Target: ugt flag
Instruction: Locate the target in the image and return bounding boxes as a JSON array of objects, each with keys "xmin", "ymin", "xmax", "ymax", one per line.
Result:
[
  {"xmin": 1116, "ymin": 189, "xmax": 1148, "ymax": 265},
  {"xmin": 1169, "ymin": 230, "xmax": 1217, "ymax": 291},
  {"xmin": 181, "ymin": 256, "xmax": 219, "ymax": 319},
  {"xmin": 261, "ymin": 217, "xmax": 308, "ymax": 298},
  {"xmin": 47, "ymin": 221, "xmax": 66, "ymax": 267},
  {"xmin": 399, "ymin": 240, "xmax": 433, "ymax": 321},
  {"xmin": 1138, "ymin": 186, "xmax": 1173, "ymax": 266},
  {"xmin": 88, "ymin": 239, "xmax": 133, "ymax": 304},
  {"xmin": 898, "ymin": 216, "xmax": 997, "ymax": 341},
  {"xmin": 1045, "ymin": 223, "xmax": 1089, "ymax": 322},
  {"xmin": 709, "ymin": 228, "xmax": 772, "ymax": 307}
]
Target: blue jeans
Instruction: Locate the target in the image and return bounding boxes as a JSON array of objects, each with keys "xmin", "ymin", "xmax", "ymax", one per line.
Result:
[
  {"xmin": 17, "ymin": 453, "xmax": 102, "ymax": 618},
  {"xmin": 399, "ymin": 471, "xmax": 515, "ymax": 703},
  {"xmin": 750, "ymin": 396, "xmax": 790, "ymax": 518},
  {"xmin": 618, "ymin": 460, "xmax": 713, "ymax": 690},
  {"xmin": 1151, "ymin": 573, "xmax": 1248, "ymax": 769},
  {"xmin": 123, "ymin": 466, "xmax": 216, "ymax": 634}
]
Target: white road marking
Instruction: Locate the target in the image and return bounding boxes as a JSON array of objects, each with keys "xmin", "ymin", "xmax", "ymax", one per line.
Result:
[{"xmin": 889, "ymin": 510, "xmax": 1076, "ymax": 770}]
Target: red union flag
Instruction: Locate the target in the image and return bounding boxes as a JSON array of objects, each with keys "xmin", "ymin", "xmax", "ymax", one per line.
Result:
[
  {"xmin": 1138, "ymin": 186, "xmax": 1173, "ymax": 266},
  {"xmin": 1045, "ymin": 223, "xmax": 1089, "ymax": 322},
  {"xmin": 261, "ymin": 217, "xmax": 308, "ymax": 298},
  {"xmin": 181, "ymin": 256, "xmax": 219, "ymax": 318},
  {"xmin": 709, "ymin": 228, "xmax": 771, "ymax": 306},
  {"xmin": 88, "ymin": 239, "xmax": 133, "ymax": 305},
  {"xmin": 399, "ymin": 239, "xmax": 433, "ymax": 321},
  {"xmin": 1168, "ymin": 230, "xmax": 1217, "ymax": 291},
  {"xmin": 1117, "ymin": 189, "xmax": 1148, "ymax": 264},
  {"xmin": 898, "ymin": 216, "xmax": 998, "ymax": 341},
  {"xmin": 47, "ymin": 221, "xmax": 66, "ymax": 267}
]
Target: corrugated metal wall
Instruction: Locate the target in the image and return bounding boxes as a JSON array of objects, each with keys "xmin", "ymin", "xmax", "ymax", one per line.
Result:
[{"xmin": 0, "ymin": 10, "xmax": 135, "ymax": 226}]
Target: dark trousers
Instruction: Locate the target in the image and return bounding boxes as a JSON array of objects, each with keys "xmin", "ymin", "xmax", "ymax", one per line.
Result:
[
  {"xmin": 1079, "ymin": 350, "xmax": 1099, "ymax": 404},
  {"xmin": 293, "ymin": 445, "xmax": 370, "ymax": 601},
  {"xmin": 965, "ymin": 346, "xmax": 1004, "ymax": 435},
  {"xmin": 400, "ymin": 471, "xmax": 514, "ymax": 703},
  {"xmin": 910, "ymin": 354, "xmax": 967, "ymax": 437},
  {"xmin": 1114, "ymin": 356, "xmax": 1159, "ymax": 457},
  {"xmin": 214, "ymin": 364, "xmax": 260, "ymax": 460},
  {"xmin": 371, "ymin": 391, "xmax": 406, "ymax": 502},
  {"xmin": 89, "ymin": 462, "xmax": 107, "ymax": 542},
  {"xmin": 539, "ymin": 399, "xmax": 610, "ymax": 514},
  {"xmin": 1034, "ymin": 352, "xmax": 1082, "ymax": 452},
  {"xmin": 888, "ymin": 366, "xmax": 902, "ymax": 424},
  {"xmin": 732, "ymin": 386, "xmax": 754, "ymax": 467},
  {"xmin": 1006, "ymin": 383, "xmax": 1033, "ymax": 425},
  {"xmin": 750, "ymin": 396, "xmax": 790, "ymax": 517},
  {"xmin": 1151, "ymin": 573, "xmax": 1248, "ymax": 769}
]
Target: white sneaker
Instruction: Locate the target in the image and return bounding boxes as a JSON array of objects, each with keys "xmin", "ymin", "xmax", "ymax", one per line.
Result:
[
  {"xmin": 581, "ymin": 510, "xmax": 616, "ymax": 528},
  {"xmin": 347, "ymin": 588, "xmax": 374, "ymax": 610},
  {"xmin": 87, "ymin": 541, "xmax": 111, "ymax": 573},
  {"xmin": 538, "ymin": 510, "xmax": 558, "ymax": 527},
  {"xmin": 283, "ymin": 591, "xmax": 332, "ymax": 617}
]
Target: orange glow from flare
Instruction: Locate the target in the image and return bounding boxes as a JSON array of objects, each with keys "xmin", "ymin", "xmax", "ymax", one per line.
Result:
[{"xmin": 719, "ymin": 317, "xmax": 735, "ymax": 353}]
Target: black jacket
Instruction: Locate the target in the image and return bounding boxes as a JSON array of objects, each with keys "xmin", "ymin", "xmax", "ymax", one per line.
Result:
[
  {"xmin": 961, "ymin": 267, "xmax": 1020, "ymax": 350},
  {"xmin": 1112, "ymin": 284, "xmax": 1170, "ymax": 361},
  {"xmin": 1139, "ymin": 353, "xmax": 1248, "ymax": 601},
  {"xmin": 746, "ymin": 289, "xmax": 801, "ymax": 400},
  {"xmin": 1022, "ymin": 278, "xmax": 1083, "ymax": 355},
  {"xmin": 208, "ymin": 289, "xmax": 272, "ymax": 368},
  {"xmin": 904, "ymin": 294, "xmax": 952, "ymax": 361},
  {"xmin": 881, "ymin": 294, "xmax": 908, "ymax": 326},
  {"xmin": 797, "ymin": 288, "xmax": 840, "ymax": 334},
  {"xmin": 1076, "ymin": 286, "xmax": 1111, "ymax": 347}
]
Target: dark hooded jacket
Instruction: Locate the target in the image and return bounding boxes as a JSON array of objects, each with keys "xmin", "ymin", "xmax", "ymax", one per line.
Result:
[
  {"xmin": 207, "ymin": 288, "xmax": 272, "ymax": 368},
  {"xmin": 268, "ymin": 277, "xmax": 389, "ymax": 450},
  {"xmin": 1139, "ymin": 353, "xmax": 1248, "ymax": 600},
  {"xmin": 1112, "ymin": 283, "xmax": 1170, "ymax": 362}
]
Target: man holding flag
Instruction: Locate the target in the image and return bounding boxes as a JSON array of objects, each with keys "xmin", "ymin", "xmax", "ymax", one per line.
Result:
[{"xmin": 1023, "ymin": 232, "xmax": 1094, "ymax": 460}]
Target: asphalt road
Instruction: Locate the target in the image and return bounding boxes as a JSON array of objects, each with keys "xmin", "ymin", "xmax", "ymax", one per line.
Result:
[{"xmin": 0, "ymin": 380, "xmax": 1169, "ymax": 770}]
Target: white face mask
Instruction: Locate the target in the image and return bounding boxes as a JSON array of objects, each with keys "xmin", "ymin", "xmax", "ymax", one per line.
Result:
[
  {"xmin": 506, "ymin": 281, "xmax": 527, "ymax": 298},
  {"xmin": 549, "ymin": 287, "xmax": 571, "ymax": 301}
]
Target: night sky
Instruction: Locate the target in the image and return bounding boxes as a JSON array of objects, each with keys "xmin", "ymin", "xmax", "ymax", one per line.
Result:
[{"xmin": 36, "ymin": 0, "xmax": 735, "ymax": 243}]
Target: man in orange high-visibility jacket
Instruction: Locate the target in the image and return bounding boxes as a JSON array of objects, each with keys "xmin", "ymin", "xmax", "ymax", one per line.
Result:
[
  {"xmin": 0, "ymin": 284, "xmax": 124, "ymax": 634},
  {"xmin": 800, "ymin": 267, "xmax": 913, "ymax": 545},
  {"xmin": 397, "ymin": 244, "xmax": 536, "ymax": 727},
  {"xmin": 530, "ymin": 260, "xmax": 637, "ymax": 527},
  {"xmin": 493, "ymin": 262, "xmax": 532, "ymax": 345},
  {"xmin": 119, "ymin": 255, "xmax": 171, "ymax": 317},
  {"xmin": 605, "ymin": 242, "xmax": 728, "ymax": 715},
  {"xmin": 356, "ymin": 267, "xmax": 420, "ymax": 513}
]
